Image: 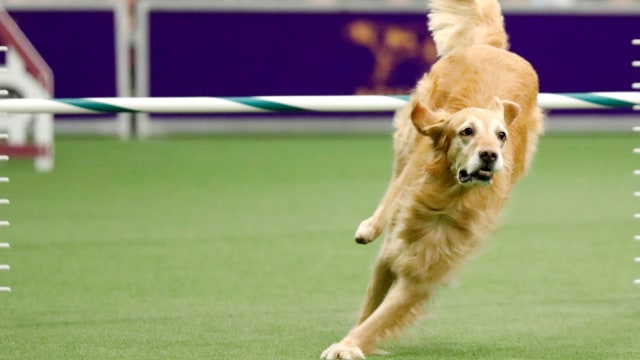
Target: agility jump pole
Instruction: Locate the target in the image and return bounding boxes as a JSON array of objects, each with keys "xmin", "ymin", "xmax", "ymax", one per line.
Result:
[{"xmin": 0, "ymin": 92, "xmax": 639, "ymax": 114}]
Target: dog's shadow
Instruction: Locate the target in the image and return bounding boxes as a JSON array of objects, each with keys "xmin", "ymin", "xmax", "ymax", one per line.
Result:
[{"xmin": 383, "ymin": 337, "xmax": 545, "ymax": 359}]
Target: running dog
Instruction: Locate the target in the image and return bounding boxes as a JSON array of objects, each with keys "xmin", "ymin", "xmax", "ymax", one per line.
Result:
[{"xmin": 321, "ymin": 0, "xmax": 543, "ymax": 358}]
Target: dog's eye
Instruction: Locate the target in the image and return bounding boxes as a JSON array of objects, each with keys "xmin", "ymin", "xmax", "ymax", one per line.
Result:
[
  {"xmin": 497, "ymin": 131, "xmax": 507, "ymax": 141},
  {"xmin": 460, "ymin": 127, "xmax": 474, "ymax": 136}
]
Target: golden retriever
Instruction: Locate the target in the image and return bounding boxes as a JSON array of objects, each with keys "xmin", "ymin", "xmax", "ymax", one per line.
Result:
[{"xmin": 321, "ymin": 0, "xmax": 543, "ymax": 358}]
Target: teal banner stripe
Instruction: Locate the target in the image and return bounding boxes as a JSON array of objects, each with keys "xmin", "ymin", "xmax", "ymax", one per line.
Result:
[
  {"xmin": 390, "ymin": 95, "xmax": 410, "ymax": 101},
  {"xmin": 58, "ymin": 99, "xmax": 136, "ymax": 113},
  {"xmin": 226, "ymin": 97, "xmax": 308, "ymax": 112},
  {"xmin": 566, "ymin": 93, "xmax": 636, "ymax": 109}
]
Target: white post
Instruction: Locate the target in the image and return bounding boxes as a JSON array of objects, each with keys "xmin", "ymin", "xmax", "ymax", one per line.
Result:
[
  {"xmin": 33, "ymin": 113, "xmax": 54, "ymax": 172},
  {"xmin": 632, "ymin": 39, "xmax": 639, "ymax": 286}
]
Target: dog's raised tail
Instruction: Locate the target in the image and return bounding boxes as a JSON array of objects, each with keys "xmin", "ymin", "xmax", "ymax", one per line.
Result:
[{"xmin": 428, "ymin": 0, "xmax": 508, "ymax": 57}]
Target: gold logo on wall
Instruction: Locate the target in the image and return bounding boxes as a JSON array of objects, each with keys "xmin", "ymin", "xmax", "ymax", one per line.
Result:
[{"xmin": 345, "ymin": 20, "xmax": 437, "ymax": 95}]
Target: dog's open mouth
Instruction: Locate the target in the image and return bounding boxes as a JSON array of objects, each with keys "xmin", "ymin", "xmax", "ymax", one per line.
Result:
[{"xmin": 458, "ymin": 168, "xmax": 493, "ymax": 184}]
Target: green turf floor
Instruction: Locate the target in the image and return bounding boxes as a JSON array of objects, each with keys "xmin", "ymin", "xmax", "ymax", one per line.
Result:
[{"xmin": 0, "ymin": 133, "xmax": 639, "ymax": 359}]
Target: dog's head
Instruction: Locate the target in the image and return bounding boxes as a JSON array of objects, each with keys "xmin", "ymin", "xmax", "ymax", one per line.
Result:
[{"xmin": 411, "ymin": 97, "xmax": 520, "ymax": 186}]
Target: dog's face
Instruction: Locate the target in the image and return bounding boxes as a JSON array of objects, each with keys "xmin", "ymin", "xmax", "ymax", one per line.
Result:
[
  {"xmin": 412, "ymin": 97, "xmax": 520, "ymax": 186},
  {"xmin": 445, "ymin": 107, "xmax": 509, "ymax": 185}
]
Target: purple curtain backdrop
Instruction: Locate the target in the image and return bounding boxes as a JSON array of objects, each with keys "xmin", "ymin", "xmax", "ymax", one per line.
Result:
[
  {"xmin": 147, "ymin": 11, "xmax": 640, "ymax": 98},
  {"xmin": 6, "ymin": 10, "xmax": 119, "ymax": 98}
]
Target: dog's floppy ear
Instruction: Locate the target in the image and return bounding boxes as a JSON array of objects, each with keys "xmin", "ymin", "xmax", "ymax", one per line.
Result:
[
  {"xmin": 488, "ymin": 97, "xmax": 521, "ymax": 126},
  {"xmin": 411, "ymin": 100, "xmax": 448, "ymax": 143}
]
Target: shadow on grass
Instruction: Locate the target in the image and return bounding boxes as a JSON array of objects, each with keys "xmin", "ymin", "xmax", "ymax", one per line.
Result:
[{"xmin": 388, "ymin": 338, "xmax": 553, "ymax": 360}]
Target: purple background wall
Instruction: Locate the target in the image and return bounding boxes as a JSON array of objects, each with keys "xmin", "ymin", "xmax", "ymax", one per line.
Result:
[
  {"xmin": 506, "ymin": 14, "xmax": 639, "ymax": 94},
  {"xmin": 146, "ymin": 11, "xmax": 640, "ymax": 100},
  {"xmin": 6, "ymin": 9, "xmax": 119, "ymax": 98},
  {"xmin": 148, "ymin": 12, "xmax": 432, "ymax": 97},
  {"xmin": 5, "ymin": 9, "xmax": 639, "ymax": 118}
]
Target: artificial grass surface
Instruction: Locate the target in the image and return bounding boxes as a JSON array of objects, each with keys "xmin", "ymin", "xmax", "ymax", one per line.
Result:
[{"xmin": 0, "ymin": 133, "xmax": 638, "ymax": 359}]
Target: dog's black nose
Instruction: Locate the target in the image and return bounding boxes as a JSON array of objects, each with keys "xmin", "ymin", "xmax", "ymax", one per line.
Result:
[{"xmin": 480, "ymin": 150, "xmax": 498, "ymax": 163}]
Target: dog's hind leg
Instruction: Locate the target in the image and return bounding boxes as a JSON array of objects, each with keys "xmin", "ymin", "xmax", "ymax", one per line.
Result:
[
  {"xmin": 321, "ymin": 277, "xmax": 429, "ymax": 359},
  {"xmin": 355, "ymin": 258, "xmax": 395, "ymax": 325}
]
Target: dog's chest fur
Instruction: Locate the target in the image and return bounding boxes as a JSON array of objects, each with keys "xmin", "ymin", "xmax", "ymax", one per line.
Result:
[{"xmin": 384, "ymin": 173, "xmax": 509, "ymax": 282}]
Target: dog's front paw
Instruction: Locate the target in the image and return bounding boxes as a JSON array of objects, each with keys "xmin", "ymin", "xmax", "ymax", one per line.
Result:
[
  {"xmin": 354, "ymin": 217, "xmax": 381, "ymax": 244},
  {"xmin": 320, "ymin": 339, "xmax": 365, "ymax": 359}
]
